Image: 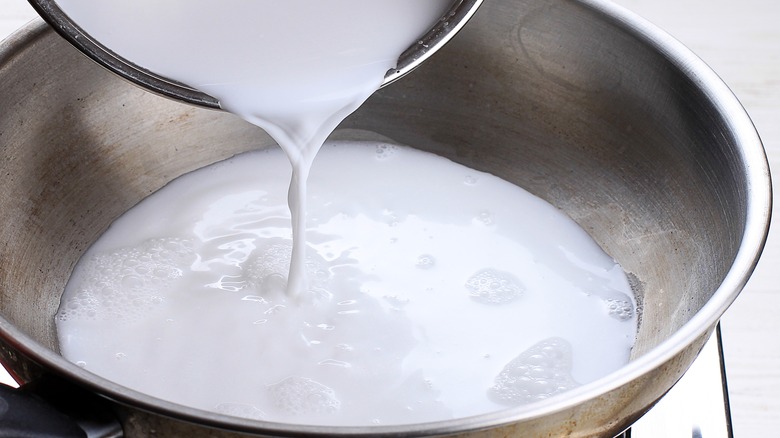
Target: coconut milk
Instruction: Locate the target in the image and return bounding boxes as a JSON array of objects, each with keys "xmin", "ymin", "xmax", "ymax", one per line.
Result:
[{"xmin": 57, "ymin": 141, "xmax": 637, "ymax": 425}]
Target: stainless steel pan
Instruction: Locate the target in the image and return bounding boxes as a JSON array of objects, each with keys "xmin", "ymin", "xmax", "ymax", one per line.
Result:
[{"xmin": 0, "ymin": 0, "xmax": 770, "ymax": 436}]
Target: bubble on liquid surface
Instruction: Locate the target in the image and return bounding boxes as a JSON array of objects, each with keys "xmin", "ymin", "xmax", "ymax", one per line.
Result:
[
  {"xmin": 465, "ymin": 269, "xmax": 524, "ymax": 304},
  {"xmin": 475, "ymin": 210, "xmax": 493, "ymax": 226},
  {"xmin": 375, "ymin": 143, "xmax": 398, "ymax": 160},
  {"xmin": 463, "ymin": 175, "xmax": 478, "ymax": 186},
  {"xmin": 57, "ymin": 237, "xmax": 194, "ymax": 323},
  {"xmin": 588, "ymin": 289, "xmax": 635, "ymax": 322},
  {"xmin": 607, "ymin": 299, "xmax": 634, "ymax": 321},
  {"xmin": 214, "ymin": 402, "xmax": 266, "ymax": 420},
  {"xmin": 267, "ymin": 376, "xmax": 341, "ymax": 416},
  {"xmin": 415, "ymin": 254, "xmax": 436, "ymax": 269},
  {"xmin": 605, "ymin": 296, "xmax": 635, "ymax": 321},
  {"xmin": 489, "ymin": 337, "xmax": 579, "ymax": 405},
  {"xmin": 246, "ymin": 240, "xmax": 332, "ymax": 294},
  {"xmin": 247, "ymin": 241, "xmax": 292, "ymax": 281}
]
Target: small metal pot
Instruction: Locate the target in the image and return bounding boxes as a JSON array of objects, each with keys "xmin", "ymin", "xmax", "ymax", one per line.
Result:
[{"xmin": 0, "ymin": 0, "xmax": 771, "ymax": 436}]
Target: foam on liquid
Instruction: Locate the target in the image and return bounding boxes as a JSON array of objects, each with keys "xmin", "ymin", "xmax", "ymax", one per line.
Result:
[
  {"xmin": 57, "ymin": 141, "xmax": 637, "ymax": 425},
  {"xmin": 52, "ymin": 0, "xmax": 638, "ymax": 427}
]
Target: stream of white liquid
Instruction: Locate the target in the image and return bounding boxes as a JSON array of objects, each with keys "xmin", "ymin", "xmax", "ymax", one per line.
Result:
[
  {"xmin": 53, "ymin": 0, "xmax": 638, "ymax": 427},
  {"xmin": 56, "ymin": 0, "xmax": 451, "ymax": 296}
]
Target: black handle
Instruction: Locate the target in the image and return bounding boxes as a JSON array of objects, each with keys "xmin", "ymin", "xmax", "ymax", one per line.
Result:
[{"xmin": 0, "ymin": 375, "xmax": 122, "ymax": 437}]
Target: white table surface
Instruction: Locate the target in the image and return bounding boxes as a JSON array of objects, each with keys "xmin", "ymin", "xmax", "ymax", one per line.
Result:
[{"xmin": 1, "ymin": 1, "xmax": 778, "ymax": 436}]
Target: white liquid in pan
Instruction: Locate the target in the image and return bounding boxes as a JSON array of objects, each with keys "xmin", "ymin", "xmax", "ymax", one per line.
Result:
[
  {"xmin": 57, "ymin": 141, "xmax": 636, "ymax": 425},
  {"xmin": 53, "ymin": 0, "xmax": 638, "ymax": 427}
]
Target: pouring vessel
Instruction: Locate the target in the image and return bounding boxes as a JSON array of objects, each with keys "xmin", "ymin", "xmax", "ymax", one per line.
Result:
[{"xmin": 25, "ymin": 0, "xmax": 484, "ymax": 109}]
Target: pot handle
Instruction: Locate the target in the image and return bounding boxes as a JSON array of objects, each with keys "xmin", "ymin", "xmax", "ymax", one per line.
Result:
[{"xmin": 0, "ymin": 375, "xmax": 122, "ymax": 437}]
